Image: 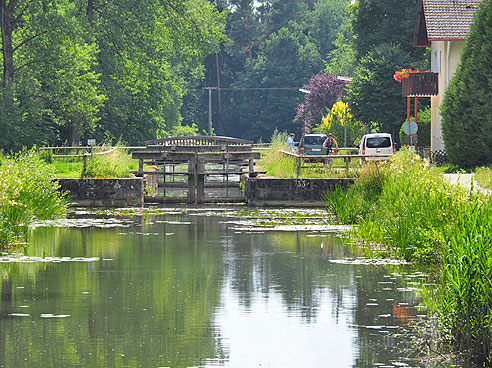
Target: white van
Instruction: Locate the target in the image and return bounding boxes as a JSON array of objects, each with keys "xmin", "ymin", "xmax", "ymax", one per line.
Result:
[{"xmin": 358, "ymin": 133, "xmax": 395, "ymax": 162}]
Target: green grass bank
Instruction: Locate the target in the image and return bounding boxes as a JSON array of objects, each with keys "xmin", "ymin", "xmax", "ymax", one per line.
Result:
[{"xmin": 326, "ymin": 150, "xmax": 492, "ymax": 365}]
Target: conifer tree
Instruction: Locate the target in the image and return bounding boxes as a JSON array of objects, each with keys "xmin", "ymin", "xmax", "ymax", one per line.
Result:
[{"xmin": 441, "ymin": 0, "xmax": 492, "ymax": 168}]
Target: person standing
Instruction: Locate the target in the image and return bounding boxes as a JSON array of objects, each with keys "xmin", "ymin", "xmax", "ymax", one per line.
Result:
[{"xmin": 286, "ymin": 133, "xmax": 295, "ymax": 151}]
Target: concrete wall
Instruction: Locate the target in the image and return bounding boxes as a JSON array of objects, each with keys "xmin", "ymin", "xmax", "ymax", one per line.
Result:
[
  {"xmin": 246, "ymin": 178, "xmax": 355, "ymax": 207},
  {"xmin": 56, "ymin": 178, "xmax": 144, "ymax": 207}
]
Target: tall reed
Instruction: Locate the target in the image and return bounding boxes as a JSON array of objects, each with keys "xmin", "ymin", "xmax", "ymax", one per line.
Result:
[
  {"xmin": 0, "ymin": 149, "xmax": 69, "ymax": 247},
  {"xmin": 436, "ymin": 196, "xmax": 492, "ymax": 365}
]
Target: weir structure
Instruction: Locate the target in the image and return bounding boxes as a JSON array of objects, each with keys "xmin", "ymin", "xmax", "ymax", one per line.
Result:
[{"xmin": 132, "ymin": 136, "xmax": 262, "ymax": 204}]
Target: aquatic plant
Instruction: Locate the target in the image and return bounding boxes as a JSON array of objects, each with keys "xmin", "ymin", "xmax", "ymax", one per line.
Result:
[
  {"xmin": 0, "ymin": 149, "xmax": 69, "ymax": 248},
  {"xmin": 326, "ymin": 148, "xmax": 492, "ymax": 365}
]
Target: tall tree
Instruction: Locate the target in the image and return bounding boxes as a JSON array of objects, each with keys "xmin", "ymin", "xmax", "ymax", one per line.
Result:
[
  {"xmin": 228, "ymin": 22, "xmax": 322, "ymax": 141},
  {"xmin": 262, "ymin": 0, "xmax": 309, "ymax": 36},
  {"xmin": 348, "ymin": 43, "xmax": 414, "ymax": 137},
  {"xmin": 441, "ymin": 0, "xmax": 492, "ymax": 168},
  {"xmin": 353, "ymin": 0, "xmax": 421, "ymax": 59},
  {"xmin": 348, "ymin": 0, "xmax": 427, "ymax": 139},
  {"xmin": 307, "ymin": 0, "xmax": 351, "ymax": 59}
]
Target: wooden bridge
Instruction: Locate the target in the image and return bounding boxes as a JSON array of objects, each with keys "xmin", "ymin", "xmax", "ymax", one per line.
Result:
[{"xmin": 132, "ymin": 136, "xmax": 262, "ymax": 204}]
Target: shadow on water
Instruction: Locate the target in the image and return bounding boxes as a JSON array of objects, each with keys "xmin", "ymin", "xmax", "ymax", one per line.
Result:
[{"xmin": 0, "ymin": 208, "xmax": 466, "ymax": 367}]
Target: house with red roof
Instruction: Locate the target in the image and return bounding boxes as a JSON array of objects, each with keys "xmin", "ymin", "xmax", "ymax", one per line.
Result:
[{"xmin": 414, "ymin": 0, "xmax": 481, "ymax": 152}]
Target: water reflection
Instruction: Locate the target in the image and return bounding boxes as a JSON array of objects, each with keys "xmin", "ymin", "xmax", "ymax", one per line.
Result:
[{"xmin": 0, "ymin": 210, "xmax": 430, "ymax": 367}]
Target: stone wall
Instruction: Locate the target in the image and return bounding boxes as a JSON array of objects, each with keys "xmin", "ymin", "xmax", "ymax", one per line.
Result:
[
  {"xmin": 246, "ymin": 178, "xmax": 355, "ymax": 207},
  {"xmin": 56, "ymin": 178, "xmax": 144, "ymax": 207}
]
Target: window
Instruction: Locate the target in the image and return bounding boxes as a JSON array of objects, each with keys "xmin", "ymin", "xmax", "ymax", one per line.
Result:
[
  {"xmin": 304, "ymin": 136, "xmax": 326, "ymax": 145},
  {"xmin": 366, "ymin": 137, "xmax": 391, "ymax": 148}
]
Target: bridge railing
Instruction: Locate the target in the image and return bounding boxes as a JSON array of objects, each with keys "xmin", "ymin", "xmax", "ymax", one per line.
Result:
[
  {"xmin": 281, "ymin": 150, "xmax": 393, "ymax": 177},
  {"xmin": 145, "ymin": 136, "xmax": 253, "ymax": 147}
]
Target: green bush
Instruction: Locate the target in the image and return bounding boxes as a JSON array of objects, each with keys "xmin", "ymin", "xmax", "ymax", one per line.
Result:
[{"xmin": 0, "ymin": 150, "xmax": 69, "ymax": 247}]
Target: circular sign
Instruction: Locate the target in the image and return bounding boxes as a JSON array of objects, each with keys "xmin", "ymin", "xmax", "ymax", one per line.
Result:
[{"xmin": 402, "ymin": 120, "xmax": 418, "ymax": 135}]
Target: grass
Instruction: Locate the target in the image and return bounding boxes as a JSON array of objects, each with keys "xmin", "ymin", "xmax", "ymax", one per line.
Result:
[
  {"xmin": 474, "ymin": 166, "xmax": 492, "ymax": 189},
  {"xmin": 433, "ymin": 196, "xmax": 492, "ymax": 365},
  {"xmin": 0, "ymin": 150, "xmax": 69, "ymax": 248},
  {"xmin": 83, "ymin": 144, "xmax": 137, "ymax": 178},
  {"xmin": 42, "ymin": 144, "xmax": 139, "ymax": 178}
]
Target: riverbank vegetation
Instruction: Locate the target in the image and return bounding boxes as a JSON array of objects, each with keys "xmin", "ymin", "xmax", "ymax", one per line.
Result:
[
  {"xmin": 0, "ymin": 150, "xmax": 69, "ymax": 249},
  {"xmin": 326, "ymin": 150, "xmax": 492, "ymax": 365},
  {"xmin": 43, "ymin": 144, "xmax": 138, "ymax": 179}
]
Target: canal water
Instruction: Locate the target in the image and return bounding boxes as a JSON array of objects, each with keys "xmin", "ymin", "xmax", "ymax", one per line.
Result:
[{"xmin": 0, "ymin": 207, "xmax": 430, "ymax": 368}]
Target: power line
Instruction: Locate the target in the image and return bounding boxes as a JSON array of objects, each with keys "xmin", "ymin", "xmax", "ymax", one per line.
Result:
[{"xmin": 201, "ymin": 87, "xmax": 301, "ymax": 91}]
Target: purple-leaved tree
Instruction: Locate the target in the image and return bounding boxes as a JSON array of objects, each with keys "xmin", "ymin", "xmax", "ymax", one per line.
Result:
[{"xmin": 294, "ymin": 73, "xmax": 348, "ymax": 132}]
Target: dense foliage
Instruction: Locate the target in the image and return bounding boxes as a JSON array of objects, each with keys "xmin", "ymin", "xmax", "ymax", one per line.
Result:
[
  {"xmin": 294, "ymin": 73, "xmax": 348, "ymax": 131},
  {"xmin": 184, "ymin": 0, "xmax": 352, "ymax": 141},
  {"xmin": 0, "ymin": 0, "xmax": 227, "ymax": 150},
  {"xmin": 326, "ymin": 150, "xmax": 476, "ymax": 262},
  {"xmin": 0, "ymin": 150, "xmax": 69, "ymax": 247},
  {"xmin": 348, "ymin": 0, "xmax": 427, "ymax": 140},
  {"xmin": 315, "ymin": 101, "xmax": 365, "ymax": 147},
  {"xmin": 441, "ymin": 0, "xmax": 492, "ymax": 168}
]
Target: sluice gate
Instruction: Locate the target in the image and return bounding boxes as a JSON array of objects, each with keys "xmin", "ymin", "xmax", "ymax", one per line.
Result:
[{"xmin": 132, "ymin": 136, "xmax": 262, "ymax": 204}]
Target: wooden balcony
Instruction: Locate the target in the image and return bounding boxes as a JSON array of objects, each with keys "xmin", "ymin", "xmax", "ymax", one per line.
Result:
[{"xmin": 402, "ymin": 72, "xmax": 438, "ymax": 97}]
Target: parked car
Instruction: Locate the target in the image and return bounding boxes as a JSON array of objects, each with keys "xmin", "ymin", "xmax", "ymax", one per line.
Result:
[
  {"xmin": 358, "ymin": 133, "xmax": 395, "ymax": 162},
  {"xmin": 297, "ymin": 134, "xmax": 328, "ymax": 155}
]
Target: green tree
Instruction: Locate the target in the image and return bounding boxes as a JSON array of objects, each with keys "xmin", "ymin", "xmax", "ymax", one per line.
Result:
[
  {"xmin": 0, "ymin": 0, "xmax": 103, "ymax": 149},
  {"xmin": 441, "ymin": 0, "xmax": 492, "ymax": 168},
  {"xmin": 229, "ymin": 22, "xmax": 322, "ymax": 141},
  {"xmin": 307, "ymin": 0, "xmax": 351, "ymax": 59},
  {"xmin": 353, "ymin": 0, "xmax": 421, "ymax": 59},
  {"xmin": 91, "ymin": 0, "xmax": 227, "ymax": 145},
  {"xmin": 262, "ymin": 0, "xmax": 310, "ymax": 36},
  {"xmin": 324, "ymin": 33, "xmax": 357, "ymax": 77},
  {"xmin": 348, "ymin": 43, "xmax": 414, "ymax": 137}
]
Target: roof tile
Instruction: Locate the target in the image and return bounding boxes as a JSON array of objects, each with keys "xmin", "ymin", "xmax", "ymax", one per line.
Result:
[{"xmin": 423, "ymin": 0, "xmax": 482, "ymax": 40}]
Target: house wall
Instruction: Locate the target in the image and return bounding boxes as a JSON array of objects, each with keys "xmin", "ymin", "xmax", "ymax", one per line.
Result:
[{"xmin": 430, "ymin": 40, "xmax": 465, "ymax": 152}]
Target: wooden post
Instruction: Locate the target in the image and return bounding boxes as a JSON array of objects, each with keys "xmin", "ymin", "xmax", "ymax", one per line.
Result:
[
  {"xmin": 296, "ymin": 155, "xmax": 301, "ymax": 178},
  {"xmin": 407, "ymin": 96, "xmax": 411, "ymax": 121},
  {"xmin": 138, "ymin": 159, "xmax": 143, "ymax": 176},
  {"xmin": 162, "ymin": 163, "xmax": 166, "ymax": 198},
  {"xmin": 345, "ymin": 156, "xmax": 350, "ymax": 172},
  {"xmin": 188, "ymin": 157, "xmax": 196, "ymax": 203},
  {"xmin": 83, "ymin": 154, "xmax": 88, "ymax": 177},
  {"xmin": 197, "ymin": 159, "xmax": 205, "ymax": 204}
]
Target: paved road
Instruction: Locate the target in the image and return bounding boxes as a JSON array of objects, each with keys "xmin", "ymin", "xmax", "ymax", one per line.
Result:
[{"xmin": 444, "ymin": 173, "xmax": 491, "ymax": 194}]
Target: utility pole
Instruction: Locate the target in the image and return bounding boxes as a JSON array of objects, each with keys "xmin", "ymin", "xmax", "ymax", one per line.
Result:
[{"xmin": 203, "ymin": 87, "xmax": 216, "ymax": 135}]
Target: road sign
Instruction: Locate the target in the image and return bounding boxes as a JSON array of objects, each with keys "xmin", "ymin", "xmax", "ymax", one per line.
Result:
[{"xmin": 402, "ymin": 120, "xmax": 418, "ymax": 135}]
